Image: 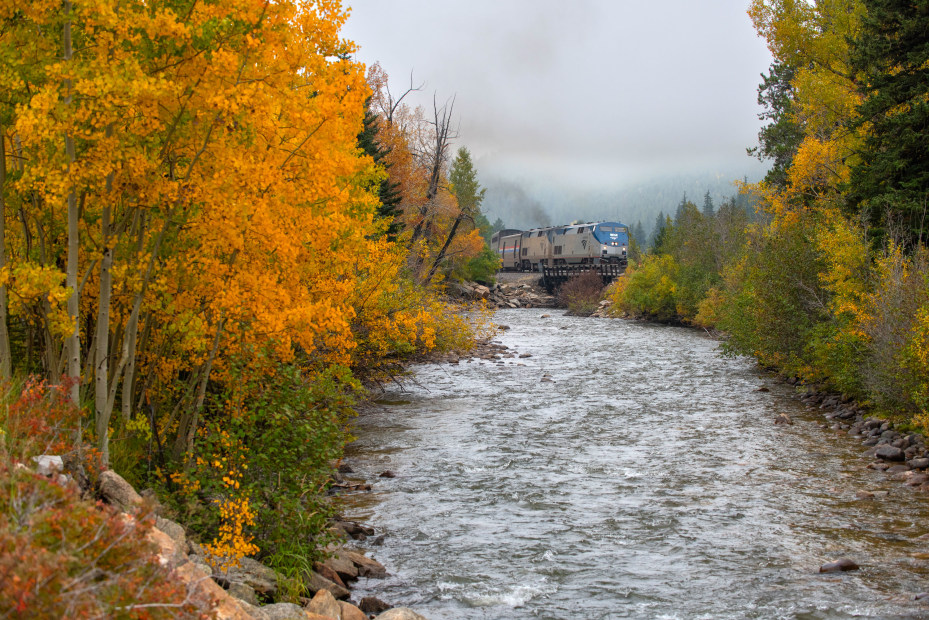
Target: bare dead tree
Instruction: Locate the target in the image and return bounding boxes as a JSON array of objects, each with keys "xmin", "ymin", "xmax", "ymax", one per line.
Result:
[
  {"xmin": 383, "ymin": 70, "xmax": 423, "ymax": 126},
  {"xmin": 408, "ymin": 94, "xmax": 457, "ymax": 253}
]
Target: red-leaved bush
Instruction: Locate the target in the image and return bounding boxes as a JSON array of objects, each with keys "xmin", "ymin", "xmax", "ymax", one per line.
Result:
[{"xmin": 0, "ymin": 379, "xmax": 207, "ymax": 619}]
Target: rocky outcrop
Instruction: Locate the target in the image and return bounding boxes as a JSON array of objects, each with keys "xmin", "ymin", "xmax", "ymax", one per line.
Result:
[{"xmin": 452, "ymin": 280, "xmax": 556, "ymax": 309}]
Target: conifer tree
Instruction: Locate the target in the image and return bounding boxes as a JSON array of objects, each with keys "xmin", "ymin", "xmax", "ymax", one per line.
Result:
[
  {"xmin": 702, "ymin": 190, "xmax": 715, "ymax": 218},
  {"xmin": 849, "ymin": 0, "xmax": 929, "ymax": 245},
  {"xmin": 358, "ymin": 99, "xmax": 403, "ymax": 241}
]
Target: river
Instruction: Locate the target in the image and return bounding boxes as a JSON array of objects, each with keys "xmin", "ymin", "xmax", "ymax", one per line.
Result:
[{"xmin": 341, "ymin": 309, "xmax": 929, "ymax": 619}]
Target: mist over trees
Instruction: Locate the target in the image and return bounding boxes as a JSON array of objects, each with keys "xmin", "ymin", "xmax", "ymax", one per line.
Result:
[{"xmin": 478, "ymin": 166, "xmax": 766, "ymax": 230}]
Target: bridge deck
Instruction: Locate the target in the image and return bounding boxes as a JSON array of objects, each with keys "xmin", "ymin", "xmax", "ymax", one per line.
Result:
[{"xmin": 540, "ymin": 263, "xmax": 625, "ymax": 293}]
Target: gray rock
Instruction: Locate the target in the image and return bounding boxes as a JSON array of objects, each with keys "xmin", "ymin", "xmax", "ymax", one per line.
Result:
[
  {"xmin": 374, "ymin": 609, "xmax": 429, "ymax": 620},
  {"xmin": 258, "ymin": 603, "xmax": 306, "ymax": 619},
  {"xmin": 222, "ymin": 557, "xmax": 282, "ymax": 598},
  {"xmin": 875, "ymin": 445, "xmax": 906, "ymax": 462},
  {"xmin": 236, "ymin": 600, "xmax": 271, "ymax": 620},
  {"xmin": 910, "ymin": 458, "xmax": 929, "ymax": 469},
  {"xmin": 98, "ymin": 469, "xmax": 142, "ymax": 512},
  {"xmin": 32, "ymin": 455, "xmax": 63, "ymax": 476},
  {"xmin": 155, "ymin": 516, "xmax": 187, "ymax": 551},
  {"xmin": 819, "ymin": 558, "xmax": 859, "ymax": 572},
  {"xmin": 227, "ymin": 581, "xmax": 258, "ymax": 606}
]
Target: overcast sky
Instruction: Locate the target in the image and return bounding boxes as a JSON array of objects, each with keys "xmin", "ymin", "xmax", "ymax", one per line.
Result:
[{"xmin": 341, "ymin": 0, "xmax": 773, "ymax": 191}]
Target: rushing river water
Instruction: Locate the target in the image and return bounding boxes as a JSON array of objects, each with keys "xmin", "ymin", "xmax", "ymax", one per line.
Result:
[{"xmin": 342, "ymin": 310, "xmax": 929, "ymax": 620}]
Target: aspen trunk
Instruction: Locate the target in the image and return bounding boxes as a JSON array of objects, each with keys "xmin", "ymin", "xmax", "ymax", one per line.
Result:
[
  {"xmin": 0, "ymin": 126, "xmax": 11, "ymax": 378},
  {"xmin": 94, "ymin": 205, "xmax": 113, "ymax": 462},
  {"xmin": 63, "ymin": 1, "xmax": 81, "ymax": 406}
]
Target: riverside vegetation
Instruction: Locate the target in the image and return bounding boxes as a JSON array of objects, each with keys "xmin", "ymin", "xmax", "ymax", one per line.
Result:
[
  {"xmin": 0, "ymin": 0, "xmax": 499, "ymax": 616},
  {"xmin": 608, "ymin": 0, "xmax": 929, "ymax": 439}
]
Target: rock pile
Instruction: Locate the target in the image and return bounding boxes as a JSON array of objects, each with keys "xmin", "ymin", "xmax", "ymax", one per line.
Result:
[{"xmin": 452, "ymin": 281, "xmax": 556, "ymax": 309}]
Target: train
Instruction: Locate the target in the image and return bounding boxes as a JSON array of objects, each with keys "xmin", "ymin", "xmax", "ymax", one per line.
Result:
[{"xmin": 490, "ymin": 221, "xmax": 630, "ymax": 271}]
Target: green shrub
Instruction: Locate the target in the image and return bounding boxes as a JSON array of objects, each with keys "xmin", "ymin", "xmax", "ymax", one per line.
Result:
[
  {"xmin": 456, "ymin": 245, "xmax": 498, "ymax": 286},
  {"xmin": 609, "ymin": 255, "xmax": 680, "ymax": 321},
  {"xmin": 169, "ymin": 359, "xmax": 357, "ymax": 581}
]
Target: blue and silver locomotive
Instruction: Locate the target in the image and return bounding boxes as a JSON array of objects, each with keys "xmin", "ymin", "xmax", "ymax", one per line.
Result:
[{"xmin": 491, "ymin": 221, "xmax": 629, "ymax": 271}]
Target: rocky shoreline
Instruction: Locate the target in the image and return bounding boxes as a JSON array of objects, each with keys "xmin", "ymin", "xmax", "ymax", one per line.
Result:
[
  {"xmin": 793, "ymin": 381, "xmax": 929, "ymax": 492},
  {"xmin": 25, "ymin": 453, "xmax": 428, "ymax": 620}
]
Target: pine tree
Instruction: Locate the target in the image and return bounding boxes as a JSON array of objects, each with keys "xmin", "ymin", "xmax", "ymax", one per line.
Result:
[
  {"xmin": 632, "ymin": 221, "xmax": 646, "ymax": 247},
  {"xmin": 675, "ymin": 194, "xmax": 688, "ymax": 223},
  {"xmin": 849, "ymin": 0, "xmax": 929, "ymax": 245},
  {"xmin": 702, "ymin": 190, "xmax": 715, "ymax": 218},
  {"xmin": 357, "ymin": 98, "xmax": 403, "ymax": 241},
  {"xmin": 748, "ymin": 62, "xmax": 804, "ymax": 189},
  {"xmin": 650, "ymin": 210, "xmax": 667, "ymax": 250}
]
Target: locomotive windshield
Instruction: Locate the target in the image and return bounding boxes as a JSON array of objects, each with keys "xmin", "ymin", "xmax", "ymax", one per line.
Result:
[{"xmin": 592, "ymin": 222, "xmax": 630, "ymax": 246}]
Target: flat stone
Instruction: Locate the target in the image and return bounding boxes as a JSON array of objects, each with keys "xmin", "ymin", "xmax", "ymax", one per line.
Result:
[
  {"xmin": 876, "ymin": 445, "xmax": 906, "ymax": 461},
  {"xmin": 259, "ymin": 603, "xmax": 308, "ymax": 620},
  {"xmin": 910, "ymin": 458, "xmax": 929, "ymax": 469}
]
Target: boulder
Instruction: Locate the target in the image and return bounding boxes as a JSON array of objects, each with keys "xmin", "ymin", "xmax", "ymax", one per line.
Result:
[
  {"xmin": 875, "ymin": 445, "xmax": 906, "ymax": 462},
  {"xmin": 359, "ymin": 597, "xmax": 391, "ymax": 615},
  {"xmin": 819, "ymin": 558, "xmax": 859, "ymax": 572},
  {"xmin": 313, "ymin": 563, "xmax": 347, "ymax": 589},
  {"xmin": 344, "ymin": 550, "xmax": 387, "ymax": 578},
  {"xmin": 910, "ymin": 458, "xmax": 929, "ymax": 469},
  {"xmin": 32, "ymin": 455, "xmax": 63, "ymax": 476},
  {"xmin": 155, "ymin": 516, "xmax": 187, "ymax": 551},
  {"xmin": 146, "ymin": 525, "xmax": 186, "ymax": 569},
  {"xmin": 307, "ymin": 589, "xmax": 341, "ymax": 619},
  {"xmin": 472, "ymin": 285, "xmax": 490, "ymax": 299},
  {"xmin": 338, "ymin": 601, "xmax": 367, "ymax": 620},
  {"xmin": 222, "ymin": 557, "xmax": 282, "ymax": 599},
  {"xmin": 259, "ymin": 603, "xmax": 311, "ymax": 619},
  {"xmin": 374, "ymin": 609, "xmax": 428, "ymax": 620},
  {"xmin": 99, "ymin": 469, "xmax": 142, "ymax": 512},
  {"xmin": 174, "ymin": 561, "xmax": 253, "ymax": 619},
  {"xmin": 306, "ymin": 570, "xmax": 351, "ymax": 600},
  {"xmin": 228, "ymin": 581, "xmax": 258, "ymax": 606},
  {"xmin": 322, "ymin": 553, "xmax": 359, "ymax": 581}
]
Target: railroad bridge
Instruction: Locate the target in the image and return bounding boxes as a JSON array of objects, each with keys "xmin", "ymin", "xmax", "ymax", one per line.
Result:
[{"xmin": 539, "ymin": 263, "xmax": 626, "ymax": 293}]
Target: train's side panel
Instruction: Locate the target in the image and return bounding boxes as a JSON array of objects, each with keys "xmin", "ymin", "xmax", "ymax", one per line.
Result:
[{"xmin": 499, "ymin": 233, "xmax": 522, "ymax": 270}]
